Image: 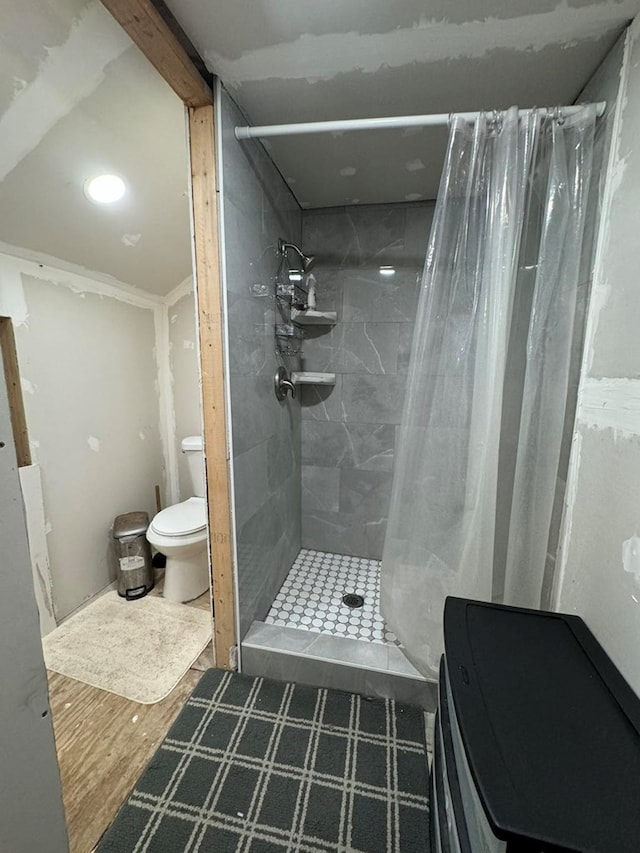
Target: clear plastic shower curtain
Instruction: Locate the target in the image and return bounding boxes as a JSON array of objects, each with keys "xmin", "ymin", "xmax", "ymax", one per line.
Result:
[
  {"xmin": 380, "ymin": 106, "xmax": 596, "ymax": 677},
  {"xmin": 503, "ymin": 107, "xmax": 596, "ymax": 607}
]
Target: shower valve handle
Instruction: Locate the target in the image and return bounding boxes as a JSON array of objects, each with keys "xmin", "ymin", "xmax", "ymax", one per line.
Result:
[{"xmin": 274, "ymin": 366, "xmax": 296, "ymax": 400}]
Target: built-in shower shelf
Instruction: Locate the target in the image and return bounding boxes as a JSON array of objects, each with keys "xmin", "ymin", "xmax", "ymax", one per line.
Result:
[
  {"xmin": 290, "ymin": 308, "xmax": 337, "ymax": 325},
  {"xmin": 291, "ymin": 371, "xmax": 336, "ymax": 386}
]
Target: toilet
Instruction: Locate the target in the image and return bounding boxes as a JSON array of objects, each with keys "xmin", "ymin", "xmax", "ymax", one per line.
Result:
[{"xmin": 146, "ymin": 436, "xmax": 209, "ymax": 603}]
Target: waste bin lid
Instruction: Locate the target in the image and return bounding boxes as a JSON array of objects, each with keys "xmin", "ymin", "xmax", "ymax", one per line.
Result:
[{"xmin": 113, "ymin": 511, "xmax": 150, "ymax": 539}]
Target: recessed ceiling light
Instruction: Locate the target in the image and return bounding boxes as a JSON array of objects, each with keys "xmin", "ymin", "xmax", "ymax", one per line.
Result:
[
  {"xmin": 379, "ymin": 265, "xmax": 396, "ymax": 276},
  {"xmin": 84, "ymin": 174, "xmax": 126, "ymax": 204}
]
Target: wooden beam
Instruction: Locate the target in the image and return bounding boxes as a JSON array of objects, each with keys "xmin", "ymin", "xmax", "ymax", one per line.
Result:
[
  {"xmin": 188, "ymin": 105, "xmax": 236, "ymax": 668},
  {"xmin": 0, "ymin": 318, "xmax": 30, "ymax": 468},
  {"xmin": 100, "ymin": 0, "xmax": 212, "ymax": 107}
]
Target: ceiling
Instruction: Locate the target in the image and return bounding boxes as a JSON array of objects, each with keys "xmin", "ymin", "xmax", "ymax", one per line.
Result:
[
  {"xmin": 1, "ymin": 1, "xmax": 640, "ymax": 293},
  {"xmin": 0, "ymin": 0, "xmax": 191, "ymax": 296},
  {"xmin": 167, "ymin": 0, "xmax": 640, "ymax": 207}
]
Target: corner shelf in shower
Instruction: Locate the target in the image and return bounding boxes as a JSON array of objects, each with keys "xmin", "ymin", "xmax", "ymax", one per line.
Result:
[
  {"xmin": 291, "ymin": 371, "xmax": 336, "ymax": 386},
  {"xmin": 290, "ymin": 308, "xmax": 337, "ymax": 326}
]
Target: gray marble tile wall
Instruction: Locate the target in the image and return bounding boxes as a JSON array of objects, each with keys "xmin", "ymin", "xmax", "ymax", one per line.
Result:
[
  {"xmin": 220, "ymin": 86, "xmax": 302, "ymax": 639},
  {"xmin": 299, "ymin": 202, "xmax": 435, "ymax": 559}
]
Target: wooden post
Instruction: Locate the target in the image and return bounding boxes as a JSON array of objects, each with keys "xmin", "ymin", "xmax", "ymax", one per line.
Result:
[
  {"xmin": 188, "ymin": 105, "xmax": 236, "ymax": 668},
  {"xmin": 0, "ymin": 318, "xmax": 31, "ymax": 468},
  {"xmin": 100, "ymin": 0, "xmax": 212, "ymax": 107}
]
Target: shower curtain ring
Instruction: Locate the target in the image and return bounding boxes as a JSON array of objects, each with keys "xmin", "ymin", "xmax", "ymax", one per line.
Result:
[{"xmin": 553, "ymin": 106, "xmax": 566, "ymax": 126}]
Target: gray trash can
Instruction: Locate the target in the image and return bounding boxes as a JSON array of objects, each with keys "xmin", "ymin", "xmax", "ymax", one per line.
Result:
[{"xmin": 113, "ymin": 511, "xmax": 154, "ymax": 600}]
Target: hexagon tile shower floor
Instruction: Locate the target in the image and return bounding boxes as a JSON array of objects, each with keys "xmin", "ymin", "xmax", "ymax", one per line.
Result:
[{"xmin": 265, "ymin": 549, "xmax": 399, "ymax": 645}]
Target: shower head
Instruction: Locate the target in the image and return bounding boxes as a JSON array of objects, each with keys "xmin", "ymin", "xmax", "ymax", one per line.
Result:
[{"xmin": 278, "ymin": 238, "xmax": 315, "ymax": 273}]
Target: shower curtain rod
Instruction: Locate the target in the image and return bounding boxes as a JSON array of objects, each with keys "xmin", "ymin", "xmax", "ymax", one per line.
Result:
[{"xmin": 234, "ymin": 101, "xmax": 606, "ymax": 139}]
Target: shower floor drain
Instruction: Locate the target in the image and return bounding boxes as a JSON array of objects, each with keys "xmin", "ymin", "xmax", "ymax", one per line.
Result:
[{"xmin": 342, "ymin": 593, "xmax": 365, "ymax": 608}]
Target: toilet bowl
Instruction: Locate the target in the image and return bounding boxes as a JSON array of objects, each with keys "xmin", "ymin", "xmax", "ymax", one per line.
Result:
[{"xmin": 147, "ymin": 436, "xmax": 210, "ymax": 603}]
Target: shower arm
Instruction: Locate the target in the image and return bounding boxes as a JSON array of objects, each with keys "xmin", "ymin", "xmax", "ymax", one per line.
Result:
[{"xmin": 278, "ymin": 238, "xmax": 315, "ymax": 273}]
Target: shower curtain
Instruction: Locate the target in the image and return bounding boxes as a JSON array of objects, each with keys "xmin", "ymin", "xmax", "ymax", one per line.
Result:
[{"xmin": 380, "ymin": 105, "xmax": 596, "ymax": 678}]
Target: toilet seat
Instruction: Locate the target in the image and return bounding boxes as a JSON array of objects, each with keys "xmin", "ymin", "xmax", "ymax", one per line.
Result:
[{"xmin": 150, "ymin": 497, "xmax": 206, "ymax": 537}]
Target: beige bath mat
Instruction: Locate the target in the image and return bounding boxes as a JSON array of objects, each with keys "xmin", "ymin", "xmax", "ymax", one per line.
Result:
[{"xmin": 43, "ymin": 591, "xmax": 212, "ymax": 704}]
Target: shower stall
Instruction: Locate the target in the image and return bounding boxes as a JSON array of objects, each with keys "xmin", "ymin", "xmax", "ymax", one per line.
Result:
[{"xmin": 216, "ymin": 76, "xmax": 614, "ymax": 709}]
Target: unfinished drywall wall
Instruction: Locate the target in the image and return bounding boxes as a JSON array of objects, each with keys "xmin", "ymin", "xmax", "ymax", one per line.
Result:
[
  {"xmin": 0, "ymin": 251, "xmax": 166, "ymax": 620},
  {"xmin": 555, "ymin": 19, "xmax": 640, "ymax": 697},
  {"xmin": 0, "ymin": 346, "xmax": 68, "ymax": 853},
  {"xmin": 167, "ymin": 278, "xmax": 202, "ymax": 500}
]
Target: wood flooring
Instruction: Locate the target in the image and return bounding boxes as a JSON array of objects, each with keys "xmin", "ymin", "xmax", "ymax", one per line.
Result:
[{"xmin": 47, "ymin": 582, "xmax": 214, "ymax": 853}]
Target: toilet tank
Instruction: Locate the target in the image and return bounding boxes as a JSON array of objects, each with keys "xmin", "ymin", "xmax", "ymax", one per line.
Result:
[{"xmin": 181, "ymin": 435, "xmax": 205, "ymax": 497}]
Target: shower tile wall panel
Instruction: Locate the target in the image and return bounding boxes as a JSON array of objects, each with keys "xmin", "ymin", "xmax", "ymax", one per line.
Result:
[
  {"xmin": 220, "ymin": 87, "xmax": 302, "ymax": 639},
  {"xmin": 300, "ymin": 203, "xmax": 434, "ymax": 559}
]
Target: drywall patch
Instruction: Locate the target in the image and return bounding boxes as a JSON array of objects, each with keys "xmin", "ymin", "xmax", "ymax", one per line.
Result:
[
  {"xmin": 0, "ymin": 245, "xmax": 162, "ymax": 311},
  {"xmin": 0, "ymin": 3, "xmax": 131, "ymax": 182},
  {"xmin": 121, "ymin": 233, "xmax": 142, "ymax": 248},
  {"xmin": 340, "ymin": 166, "xmax": 357, "ymax": 176},
  {"xmin": 87, "ymin": 436, "xmax": 101, "ymax": 453},
  {"xmin": 206, "ymin": 4, "xmax": 634, "ymax": 85},
  {"xmin": 183, "ymin": 340, "xmax": 195, "ymax": 350},
  {"xmin": 623, "ymin": 536, "xmax": 640, "ymax": 586},
  {"xmin": 0, "ymin": 258, "xmax": 29, "ymax": 326},
  {"xmin": 405, "ymin": 158, "xmax": 425, "ymax": 172},
  {"xmin": 21, "ymin": 378, "xmax": 36, "ymax": 395},
  {"xmin": 578, "ymin": 378, "xmax": 640, "ymax": 438},
  {"xmin": 164, "ymin": 275, "xmax": 194, "ymax": 308},
  {"xmin": 18, "ymin": 464, "xmax": 56, "ymax": 636},
  {"xmin": 12, "ymin": 77, "xmax": 28, "ymax": 95}
]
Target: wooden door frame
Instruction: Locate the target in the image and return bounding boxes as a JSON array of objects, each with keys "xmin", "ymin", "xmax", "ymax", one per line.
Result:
[{"xmin": 101, "ymin": 0, "xmax": 237, "ymax": 668}]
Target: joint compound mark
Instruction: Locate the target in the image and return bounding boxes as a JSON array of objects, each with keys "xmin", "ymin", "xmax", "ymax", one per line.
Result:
[
  {"xmin": 0, "ymin": 3, "xmax": 130, "ymax": 183},
  {"xmin": 579, "ymin": 378, "xmax": 640, "ymax": 438},
  {"xmin": 206, "ymin": 6, "xmax": 628, "ymax": 86},
  {"xmin": 622, "ymin": 536, "xmax": 640, "ymax": 586},
  {"xmin": 35, "ymin": 562, "xmax": 54, "ymax": 618}
]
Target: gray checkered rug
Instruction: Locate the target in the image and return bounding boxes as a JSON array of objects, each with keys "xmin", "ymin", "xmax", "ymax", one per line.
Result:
[{"xmin": 97, "ymin": 669, "xmax": 431, "ymax": 852}]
